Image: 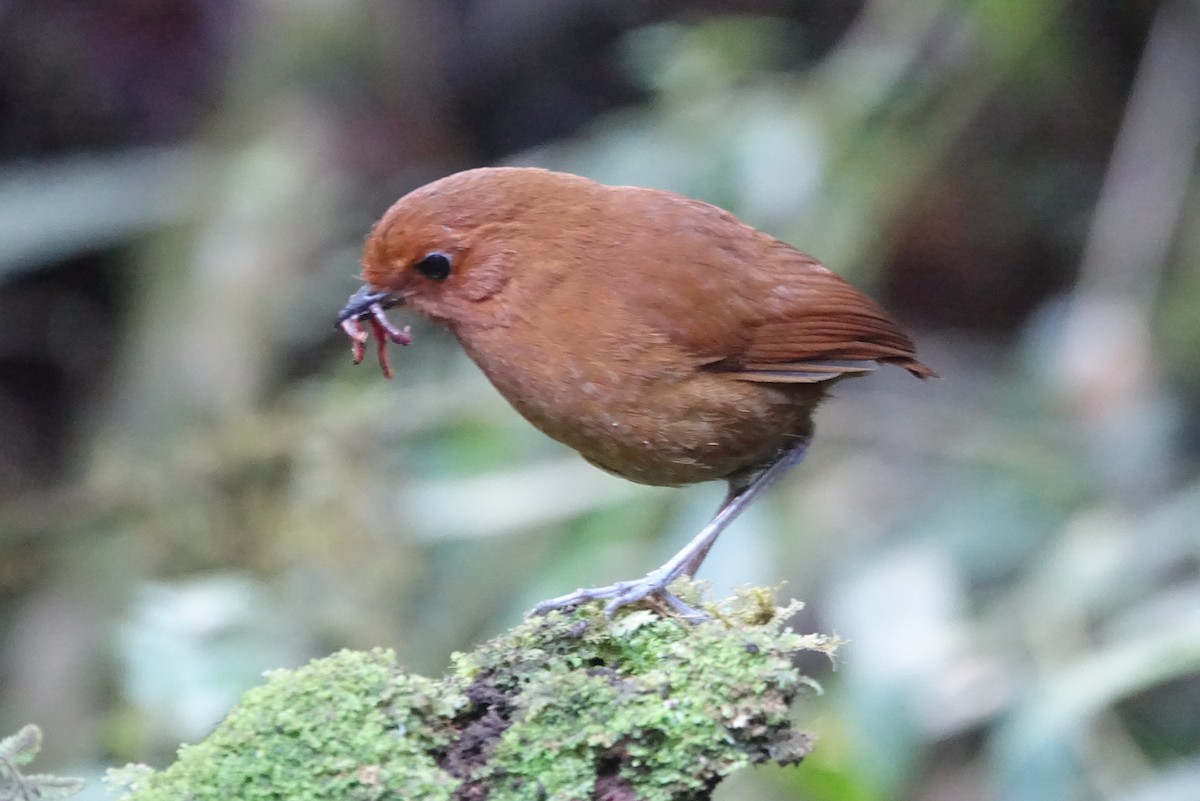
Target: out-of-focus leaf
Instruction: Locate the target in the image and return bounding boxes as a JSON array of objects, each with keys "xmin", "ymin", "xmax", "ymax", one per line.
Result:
[
  {"xmin": 826, "ymin": 546, "xmax": 970, "ymax": 796},
  {"xmin": 116, "ymin": 573, "xmax": 314, "ymax": 745},
  {"xmin": 1114, "ymin": 760, "xmax": 1200, "ymax": 801},
  {"xmin": 991, "ymin": 611, "xmax": 1200, "ymax": 801},
  {"xmin": 401, "ymin": 456, "xmax": 647, "ymax": 540},
  {"xmin": 0, "ymin": 147, "xmax": 212, "ymax": 280}
]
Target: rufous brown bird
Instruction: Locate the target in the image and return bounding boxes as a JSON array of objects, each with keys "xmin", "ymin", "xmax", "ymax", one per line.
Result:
[{"xmin": 337, "ymin": 167, "xmax": 933, "ymax": 620}]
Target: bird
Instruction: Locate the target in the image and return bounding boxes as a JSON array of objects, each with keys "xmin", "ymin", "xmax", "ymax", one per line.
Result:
[{"xmin": 336, "ymin": 166, "xmax": 933, "ymax": 620}]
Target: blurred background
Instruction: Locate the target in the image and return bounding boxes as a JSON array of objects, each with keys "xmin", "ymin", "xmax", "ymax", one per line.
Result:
[{"xmin": 1, "ymin": 0, "xmax": 1199, "ymax": 799}]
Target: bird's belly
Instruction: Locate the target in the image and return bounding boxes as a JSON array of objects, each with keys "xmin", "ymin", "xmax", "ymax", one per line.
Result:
[
  {"xmin": 476, "ymin": 351, "xmax": 820, "ymax": 486},
  {"xmin": 558, "ymin": 383, "xmax": 815, "ymax": 486}
]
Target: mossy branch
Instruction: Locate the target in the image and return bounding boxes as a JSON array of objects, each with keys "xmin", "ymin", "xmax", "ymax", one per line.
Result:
[{"xmin": 109, "ymin": 584, "xmax": 837, "ymax": 801}]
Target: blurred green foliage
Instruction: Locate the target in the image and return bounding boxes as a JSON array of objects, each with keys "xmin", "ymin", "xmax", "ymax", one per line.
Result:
[{"xmin": 1, "ymin": 1, "xmax": 1199, "ymax": 800}]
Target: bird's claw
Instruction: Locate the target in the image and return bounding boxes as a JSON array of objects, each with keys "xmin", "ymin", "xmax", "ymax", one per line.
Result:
[{"xmin": 529, "ymin": 570, "xmax": 710, "ymax": 623}]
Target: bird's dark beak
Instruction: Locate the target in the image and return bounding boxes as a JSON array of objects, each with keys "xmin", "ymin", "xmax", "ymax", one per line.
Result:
[
  {"xmin": 336, "ymin": 285, "xmax": 412, "ymax": 379},
  {"xmin": 336, "ymin": 286, "xmax": 402, "ymax": 326}
]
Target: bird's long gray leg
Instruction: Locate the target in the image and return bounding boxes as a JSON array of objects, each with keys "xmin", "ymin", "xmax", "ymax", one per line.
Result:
[{"xmin": 529, "ymin": 434, "xmax": 812, "ymax": 621}]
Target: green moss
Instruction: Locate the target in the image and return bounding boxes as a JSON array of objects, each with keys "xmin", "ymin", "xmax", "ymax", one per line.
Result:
[
  {"xmin": 112, "ymin": 584, "xmax": 837, "ymax": 801},
  {"xmin": 113, "ymin": 648, "xmax": 464, "ymax": 801}
]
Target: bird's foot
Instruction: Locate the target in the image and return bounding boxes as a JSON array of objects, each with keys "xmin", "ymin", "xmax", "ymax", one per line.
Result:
[{"xmin": 529, "ymin": 570, "xmax": 709, "ymax": 622}]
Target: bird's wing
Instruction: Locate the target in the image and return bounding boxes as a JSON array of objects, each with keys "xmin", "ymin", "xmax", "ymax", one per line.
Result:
[
  {"xmin": 609, "ymin": 189, "xmax": 933, "ymax": 384},
  {"xmin": 631, "ymin": 236, "xmax": 930, "ymax": 383},
  {"xmin": 727, "ymin": 265, "xmax": 935, "ymax": 383}
]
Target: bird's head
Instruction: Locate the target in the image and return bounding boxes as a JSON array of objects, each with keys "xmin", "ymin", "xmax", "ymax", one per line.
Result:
[{"xmin": 335, "ymin": 167, "xmax": 596, "ymax": 376}]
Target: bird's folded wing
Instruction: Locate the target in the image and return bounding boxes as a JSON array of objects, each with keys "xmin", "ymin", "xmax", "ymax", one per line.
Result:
[
  {"xmin": 615, "ymin": 196, "xmax": 933, "ymax": 383},
  {"xmin": 696, "ymin": 266, "xmax": 933, "ymax": 384}
]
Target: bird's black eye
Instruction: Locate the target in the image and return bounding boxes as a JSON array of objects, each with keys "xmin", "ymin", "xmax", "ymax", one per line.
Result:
[{"xmin": 414, "ymin": 251, "xmax": 452, "ymax": 281}]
